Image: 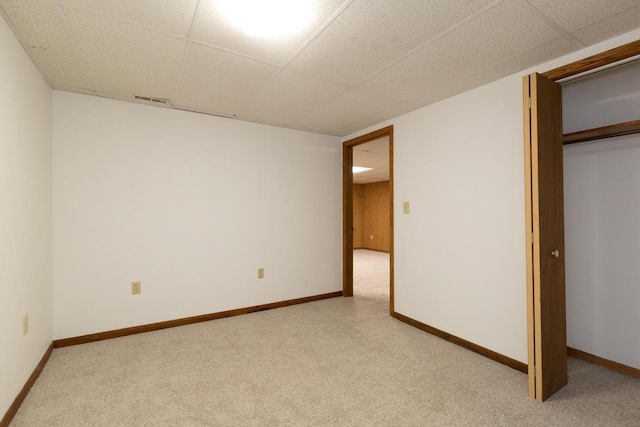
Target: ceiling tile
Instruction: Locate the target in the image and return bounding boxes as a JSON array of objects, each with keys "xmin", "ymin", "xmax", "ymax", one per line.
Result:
[
  {"xmin": 64, "ymin": 9, "xmax": 187, "ymax": 100},
  {"xmin": 0, "ymin": 0, "xmax": 90, "ymax": 89},
  {"xmin": 293, "ymin": 89, "xmax": 406, "ymax": 134},
  {"xmin": 3, "ymin": 0, "xmax": 640, "ymax": 136},
  {"xmin": 357, "ymin": 1, "xmax": 562, "ymax": 103},
  {"xmin": 500, "ymin": 36, "xmax": 581, "ymax": 74},
  {"xmin": 408, "ymin": 36, "xmax": 578, "ymax": 108},
  {"xmin": 191, "ymin": 0, "xmax": 345, "ymax": 65},
  {"xmin": 59, "ymin": 0, "xmax": 198, "ymax": 37},
  {"xmin": 351, "ymin": 151, "xmax": 380, "ymax": 164},
  {"xmin": 353, "ymin": 155, "xmax": 389, "ymax": 171},
  {"xmin": 238, "ymin": 70, "xmax": 349, "ymax": 126},
  {"xmin": 288, "ymin": 0, "xmax": 495, "ymax": 86},
  {"xmin": 354, "ymin": 53, "xmax": 459, "ymax": 103},
  {"xmin": 572, "ymin": 5, "xmax": 640, "ymax": 46},
  {"xmin": 408, "ymin": 81, "xmax": 477, "ymax": 110},
  {"xmin": 459, "ymin": 36, "xmax": 579, "ymax": 91},
  {"xmin": 174, "ymin": 43, "xmax": 278, "ymax": 117},
  {"xmin": 352, "ymin": 137, "xmax": 389, "ymax": 183},
  {"xmin": 337, "ymin": 101, "xmax": 417, "ymax": 136},
  {"xmin": 527, "ymin": 0, "xmax": 640, "ymax": 33},
  {"xmin": 354, "ymin": 136, "xmax": 389, "ymax": 154},
  {"xmin": 366, "ymin": 159, "xmax": 390, "ymax": 170}
]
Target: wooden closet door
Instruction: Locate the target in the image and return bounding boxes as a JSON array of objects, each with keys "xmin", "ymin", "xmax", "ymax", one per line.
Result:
[{"xmin": 523, "ymin": 72, "xmax": 567, "ymax": 401}]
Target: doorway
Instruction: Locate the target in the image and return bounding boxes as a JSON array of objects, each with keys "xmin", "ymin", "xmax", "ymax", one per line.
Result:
[{"xmin": 343, "ymin": 126, "xmax": 394, "ymax": 314}]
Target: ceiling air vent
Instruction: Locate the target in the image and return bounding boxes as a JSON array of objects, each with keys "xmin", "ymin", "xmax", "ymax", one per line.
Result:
[{"xmin": 134, "ymin": 95, "xmax": 171, "ymax": 106}]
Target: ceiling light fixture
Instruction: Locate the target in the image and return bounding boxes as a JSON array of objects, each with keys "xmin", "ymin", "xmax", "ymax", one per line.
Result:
[
  {"xmin": 353, "ymin": 166, "xmax": 373, "ymax": 174},
  {"xmin": 218, "ymin": 0, "xmax": 313, "ymax": 38}
]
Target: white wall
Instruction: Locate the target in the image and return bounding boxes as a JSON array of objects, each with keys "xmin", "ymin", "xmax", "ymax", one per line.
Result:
[
  {"xmin": 52, "ymin": 92, "xmax": 342, "ymax": 339},
  {"xmin": 345, "ymin": 29, "xmax": 640, "ymax": 364},
  {"xmin": 0, "ymin": 17, "xmax": 52, "ymax": 418},
  {"xmin": 563, "ymin": 63, "xmax": 640, "ymax": 369},
  {"xmin": 392, "ymin": 78, "xmax": 527, "ymax": 362}
]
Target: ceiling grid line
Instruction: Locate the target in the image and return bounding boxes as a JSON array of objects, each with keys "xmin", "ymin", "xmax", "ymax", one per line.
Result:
[
  {"xmin": 187, "ymin": 38, "xmax": 285, "ymax": 68},
  {"xmin": 54, "ymin": 3, "xmax": 95, "ymax": 94},
  {"xmin": 283, "ymin": 1, "xmax": 508, "ymax": 134},
  {"xmin": 351, "ymin": 0, "xmax": 505, "ymax": 88},
  {"xmin": 228, "ymin": 51, "xmax": 292, "ymax": 118},
  {"xmin": 335, "ymin": 101, "xmax": 416, "ymax": 136},
  {"xmin": 281, "ymin": 0, "xmax": 354, "ymax": 68},
  {"xmin": 49, "ymin": 0, "xmax": 192, "ymax": 41},
  {"xmin": 50, "ymin": 0, "xmax": 292, "ymax": 71},
  {"xmin": 401, "ymin": 33, "xmax": 575, "ymax": 107},
  {"xmin": 234, "ymin": 0, "xmax": 355, "ymax": 118},
  {"xmin": 234, "ymin": 67, "xmax": 287, "ymax": 118},
  {"xmin": 521, "ymin": 0, "xmax": 585, "ymax": 49},
  {"xmin": 171, "ymin": 0, "xmax": 204, "ymax": 106},
  {"xmin": 268, "ymin": 86, "xmax": 365, "ymax": 134}
]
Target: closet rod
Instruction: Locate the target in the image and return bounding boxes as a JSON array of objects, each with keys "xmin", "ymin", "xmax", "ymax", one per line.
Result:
[{"xmin": 563, "ymin": 119, "xmax": 640, "ymax": 145}]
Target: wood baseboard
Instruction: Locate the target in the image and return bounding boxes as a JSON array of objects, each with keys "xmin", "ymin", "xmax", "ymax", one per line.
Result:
[
  {"xmin": 568, "ymin": 347, "xmax": 640, "ymax": 379},
  {"xmin": 392, "ymin": 312, "xmax": 528, "ymax": 373},
  {"xmin": 54, "ymin": 291, "xmax": 343, "ymax": 348},
  {"xmin": 1, "ymin": 343, "xmax": 54, "ymax": 427}
]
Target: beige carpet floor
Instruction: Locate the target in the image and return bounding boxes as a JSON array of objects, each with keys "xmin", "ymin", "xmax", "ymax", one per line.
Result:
[{"xmin": 10, "ymin": 249, "xmax": 640, "ymax": 426}]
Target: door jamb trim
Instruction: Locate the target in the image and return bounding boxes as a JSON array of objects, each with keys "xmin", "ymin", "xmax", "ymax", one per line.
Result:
[{"xmin": 343, "ymin": 126, "xmax": 394, "ymax": 314}]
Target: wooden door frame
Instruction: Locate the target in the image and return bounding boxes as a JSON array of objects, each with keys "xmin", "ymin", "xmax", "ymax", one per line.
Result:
[
  {"xmin": 525, "ymin": 39, "xmax": 640, "ymax": 401},
  {"xmin": 343, "ymin": 125, "xmax": 394, "ymax": 314}
]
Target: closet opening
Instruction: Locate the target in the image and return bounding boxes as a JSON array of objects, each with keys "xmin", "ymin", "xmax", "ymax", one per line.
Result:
[
  {"xmin": 561, "ymin": 57, "xmax": 640, "ymax": 379},
  {"xmin": 524, "ymin": 39, "xmax": 640, "ymax": 401}
]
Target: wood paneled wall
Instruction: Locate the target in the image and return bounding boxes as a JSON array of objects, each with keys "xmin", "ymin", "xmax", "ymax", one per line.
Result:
[
  {"xmin": 353, "ymin": 184, "xmax": 364, "ymax": 248},
  {"xmin": 353, "ymin": 181, "xmax": 390, "ymax": 252}
]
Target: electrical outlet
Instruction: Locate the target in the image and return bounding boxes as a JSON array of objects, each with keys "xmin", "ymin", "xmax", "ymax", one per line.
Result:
[
  {"xmin": 131, "ymin": 281, "xmax": 141, "ymax": 295},
  {"xmin": 23, "ymin": 314, "xmax": 29, "ymax": 336},
  {"xmin": 258, "ymin": 268, "xmax": 264, "ymax": 279}
]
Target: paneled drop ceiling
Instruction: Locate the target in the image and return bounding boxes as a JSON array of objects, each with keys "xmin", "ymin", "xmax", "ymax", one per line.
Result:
[
  {"xmin": 1, "ymin": 0, "xmax": 640, "ymax": 136},
  {"xmin": 353, "ymin": 136, "xmax": 389, "ymax": 184}
]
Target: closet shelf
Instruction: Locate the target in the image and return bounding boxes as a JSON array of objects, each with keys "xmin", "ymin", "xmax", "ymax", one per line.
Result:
[{"xmin": 563, "ymin": 119, "xmax": 640, "ymax": 145}]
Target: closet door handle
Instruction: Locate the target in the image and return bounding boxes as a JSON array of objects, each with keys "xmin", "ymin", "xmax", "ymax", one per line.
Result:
[{"xmin": 551, "ymin": 249, "xmax": 560, "ymax": 258}]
